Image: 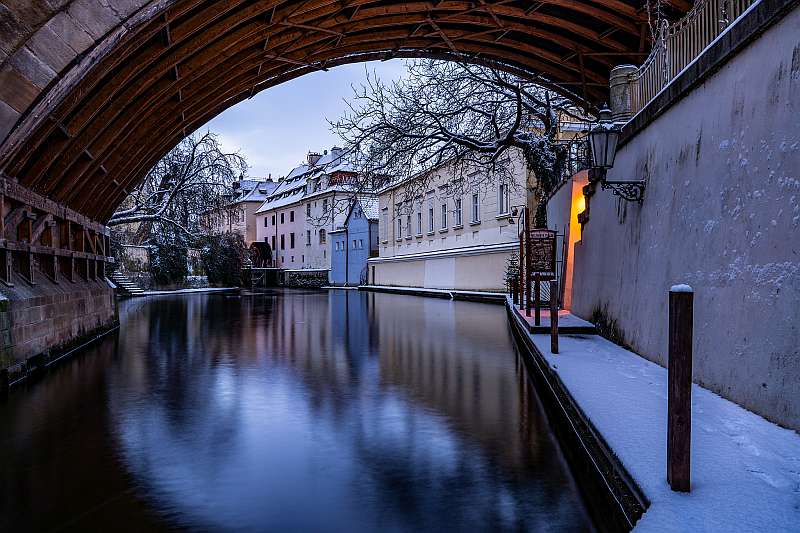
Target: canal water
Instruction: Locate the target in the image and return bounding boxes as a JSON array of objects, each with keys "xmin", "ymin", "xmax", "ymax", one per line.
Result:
[{"xmin": 0, "ymin": 290, "xmax": 593, "ymax": 532}]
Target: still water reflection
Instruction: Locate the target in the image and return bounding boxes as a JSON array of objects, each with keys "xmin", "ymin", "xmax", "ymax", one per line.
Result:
[{"xmin": 0, "ymin": 289, "xmax": 592, "ymax": 532}]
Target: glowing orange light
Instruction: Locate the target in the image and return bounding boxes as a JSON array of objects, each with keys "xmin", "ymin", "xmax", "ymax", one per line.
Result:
[{"xmin": 574, "ymin": 195, "xmax": 586, "ymax": 215}]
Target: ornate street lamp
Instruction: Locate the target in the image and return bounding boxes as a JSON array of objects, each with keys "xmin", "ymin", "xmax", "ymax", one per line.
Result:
[{"xmin": 588, "ymin": 105, "xmax": 645, "ymax": 203}]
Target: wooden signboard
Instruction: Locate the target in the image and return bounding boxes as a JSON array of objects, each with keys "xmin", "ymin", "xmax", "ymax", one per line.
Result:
[{"xmin": 528, "ymin": 229, "xmax": 557, "ymax": 280}]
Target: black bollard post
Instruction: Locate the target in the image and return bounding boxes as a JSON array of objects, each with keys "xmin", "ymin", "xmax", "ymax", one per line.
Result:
[
  {"xmin": 534, "ymin": 273, "xmax": 541, "ymax": 326},
  {"xmin": 549, "ymin": 280, "xmax": 559, "ymax": 354},
  {"xmin": 668, "ymin": 284, "xmax": 693, "ymax": 492}
]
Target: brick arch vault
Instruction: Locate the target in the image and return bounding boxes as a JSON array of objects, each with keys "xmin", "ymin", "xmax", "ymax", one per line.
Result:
[{"xmin": 0, "ymin": 0, "xmax": 690, "ymax": 224}]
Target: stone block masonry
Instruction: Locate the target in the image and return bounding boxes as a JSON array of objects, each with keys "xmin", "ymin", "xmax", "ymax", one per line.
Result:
[
  {"xmin": 0, "ymin": 272, "xmax": 117, "ymax": 385},
  {"xmin": 0, "ymin": 0, "xmax": 151, "ymax": 139}
]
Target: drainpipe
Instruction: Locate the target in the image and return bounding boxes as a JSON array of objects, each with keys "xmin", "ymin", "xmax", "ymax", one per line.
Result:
[
  {"xmin": 344, "ymin": 226, "xmax": 349, "ymax": 286},
  {"xmin": 367, "ymin": 220, "xmax": 372, "ymax": 285}
]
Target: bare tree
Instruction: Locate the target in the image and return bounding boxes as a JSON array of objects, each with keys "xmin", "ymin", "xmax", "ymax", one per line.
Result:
[
  {"xmin": 108, "ymin": 131, "xmax": 247, "ymax": 239},
  {"xmin": 331, "ymin": 60, "xmax": 590, "ymax": 221}
]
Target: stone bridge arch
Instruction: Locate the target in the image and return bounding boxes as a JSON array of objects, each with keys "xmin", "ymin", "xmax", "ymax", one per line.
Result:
[{"xmin": 0, "ymin": 0, "xmax": 690, "ymax": 223}]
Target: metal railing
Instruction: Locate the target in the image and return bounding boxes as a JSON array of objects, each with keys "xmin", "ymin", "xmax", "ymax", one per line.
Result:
[{"xmin": 631, "ymin": 0, "xmax": 757, "ymax": 113}]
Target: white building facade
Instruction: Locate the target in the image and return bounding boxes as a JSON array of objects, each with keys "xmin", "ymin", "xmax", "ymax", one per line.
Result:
[
  {"xmin": 369, "ymin": 150, "xmax": 527, "ymax": 292},
  {"xmin": 255, "ymin": 148, "xmax": 364, "ymax": 271}
]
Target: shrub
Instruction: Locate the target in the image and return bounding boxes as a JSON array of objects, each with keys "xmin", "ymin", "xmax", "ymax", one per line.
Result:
[
  {"xmin": 149, "ymin": 228, "xmax": 189, "ymax": 286},
  {"xmin": 201, "ymin": 232, "xmax": 246, "ymax": 287}
]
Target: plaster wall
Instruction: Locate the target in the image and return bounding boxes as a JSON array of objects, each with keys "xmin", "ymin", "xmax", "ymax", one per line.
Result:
[
  {"xmin": 571, "ymin": 7, "xmax": 800, "ymax": 430},
  {"xmin": 372, "ymin": 248, "xmax": 513, "ymax": 291},
  {"xmin": 256, "ymin": 204, "xmax": 305, "ymax": 268}
]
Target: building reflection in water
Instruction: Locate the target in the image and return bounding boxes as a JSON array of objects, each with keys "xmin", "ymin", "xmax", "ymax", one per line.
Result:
[{"xmin": 0, "ymin": 289, "xmax": 592, "ymax": 532}]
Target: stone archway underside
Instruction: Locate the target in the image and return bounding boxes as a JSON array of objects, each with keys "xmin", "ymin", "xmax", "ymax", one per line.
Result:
[{"xmin": 0, "ymin": 0, "xmax": 690, "ymax": 223}]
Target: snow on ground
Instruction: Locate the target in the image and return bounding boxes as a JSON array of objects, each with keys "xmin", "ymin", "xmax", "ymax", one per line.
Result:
[{"xmin": 526, "ymin": 331, "xmax": 800, "ymax": 532}]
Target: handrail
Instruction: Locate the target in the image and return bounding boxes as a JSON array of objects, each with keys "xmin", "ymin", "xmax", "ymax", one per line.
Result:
[{"xmin": 630, "ymin": 0, "xmax": 757, "ymax": 114}]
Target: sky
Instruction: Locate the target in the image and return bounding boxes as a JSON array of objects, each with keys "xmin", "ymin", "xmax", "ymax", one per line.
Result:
[{"xmin": 204, "ymin": 60, "xmax": 409, "ymax": 180}]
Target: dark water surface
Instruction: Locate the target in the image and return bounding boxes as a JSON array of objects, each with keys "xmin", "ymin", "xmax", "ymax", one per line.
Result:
[{"xmin": 0, "ymin": 289, "xmax": 593, "ymax": 532}]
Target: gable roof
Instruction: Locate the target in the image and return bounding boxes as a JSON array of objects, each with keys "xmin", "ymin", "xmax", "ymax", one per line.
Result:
[
  {"xmin": 255, "ymin": 146, "xmax": 360, "ymax": 214},
  {"xmin": 343, "ymin": 194, "xmax": 379, "ymax": 226}
]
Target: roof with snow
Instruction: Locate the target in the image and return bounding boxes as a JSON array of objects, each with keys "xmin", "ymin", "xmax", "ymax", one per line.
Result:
[
  {"xmin": 356, "ymin": 195, "xmax": 379, "ymax": 220},
  {"xmin": 225, "ymin": 178, "xmax": 279, "ymax": 206},
  {"xmin": 256, "ymin": 147, "xmax": 359, "ymax": 214}
]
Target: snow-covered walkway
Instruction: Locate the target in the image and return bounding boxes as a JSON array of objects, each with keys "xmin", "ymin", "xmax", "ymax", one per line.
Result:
[{"xmin": 511, "ymin": 307, "xmax": 800, "ymax": 532}]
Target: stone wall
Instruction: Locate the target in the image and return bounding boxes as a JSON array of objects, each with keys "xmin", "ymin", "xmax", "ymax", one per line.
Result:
[
  {"xmin": 0, "ymin": 273, "xmax": 118, "ymax": 384},
  {"xmin": 570, "ymin": 7, "xmax": 800, "ymax": 430},
  {"xmin": 0, "ymin": 0, "xmax": 152, "ymax": 140},
  {"xmin": 282, "ymin": 269, "xmax": 329, "ymax": 288}
]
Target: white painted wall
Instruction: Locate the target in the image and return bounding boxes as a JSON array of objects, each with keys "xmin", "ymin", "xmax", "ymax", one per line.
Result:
[{"xmin": 571, "ymin": 8, "xmax": 800, "ymax": 430}]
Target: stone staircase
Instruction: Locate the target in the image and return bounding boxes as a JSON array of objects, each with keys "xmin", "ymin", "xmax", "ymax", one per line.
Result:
[{"xmin": 110, "ymin": 271, "xmax": 145, "ymax": 297}]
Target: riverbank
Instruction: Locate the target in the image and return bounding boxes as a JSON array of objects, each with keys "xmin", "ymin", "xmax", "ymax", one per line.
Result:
[
  {"xmin": 139, "ymin": 287, "xmax": 238, "ymax": 296},
  {"xmin": 506, "ymin": 298, "xmax": 800, "ymax": 532},
  {"xmin": 359, "ymin": 284, "xmax": 506, "ymax": 304}
]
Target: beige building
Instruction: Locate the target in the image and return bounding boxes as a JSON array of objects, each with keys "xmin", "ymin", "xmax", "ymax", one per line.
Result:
[
  {"xmin": 369, "ymin": 150, "xmax": 526, "ymax": 292},
  {"xmin": 204, "ymin": 177, "xmax": 278, "ymax": 246}
]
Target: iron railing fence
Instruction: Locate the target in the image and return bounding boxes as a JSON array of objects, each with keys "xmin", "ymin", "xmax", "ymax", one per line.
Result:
[
  {"xmin": 560, "ymin": 136, "xmax": 591, "ymax": 180},
  {"xmin": 631, "ymin": 0, "xmax": 757, "ymax": 114}
]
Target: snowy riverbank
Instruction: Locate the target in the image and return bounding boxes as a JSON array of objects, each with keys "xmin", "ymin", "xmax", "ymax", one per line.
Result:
[{"xmin": 509, "ymin": 302, "xmax": 800, "ymax": 531}]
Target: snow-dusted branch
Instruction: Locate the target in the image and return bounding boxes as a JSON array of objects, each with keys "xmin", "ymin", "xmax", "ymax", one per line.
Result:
[
  {"xmin": 330, "ymin": 60, "xmax": 587, "ymax": 209},
  {"xmin": 108, "ymin": 131, "xmax": 247, "ymax": 242}
]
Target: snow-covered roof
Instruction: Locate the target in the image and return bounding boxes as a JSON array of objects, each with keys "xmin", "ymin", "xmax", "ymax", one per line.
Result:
[
  {"xmin": 356, "ymin": 195, "xmax": 379, "ymax": 220},
  {"xmin": 238, "ymin": 180, "xmax": 278, "ymax": 202},
  {"xmin": 255, "ymin": 146, "xmax": 359, "ymax": 214},
  {"xmin": 225, "ymin": 178, "xmax": 279, "ymax": 206}
]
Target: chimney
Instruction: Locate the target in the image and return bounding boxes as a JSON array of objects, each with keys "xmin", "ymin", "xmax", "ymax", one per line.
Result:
[{"xmin": 307, "ymin": 151, "xmax": 322, "ymax": 166}]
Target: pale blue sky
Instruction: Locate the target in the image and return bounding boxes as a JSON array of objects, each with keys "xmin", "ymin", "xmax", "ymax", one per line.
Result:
[{"xmin": 205, "ymin": 60, "xmax": 409, "ymax": 179}]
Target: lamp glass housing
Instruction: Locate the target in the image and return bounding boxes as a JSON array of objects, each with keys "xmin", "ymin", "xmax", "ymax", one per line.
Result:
[{"xmin": 589, "ymin": 107, "xmax": 620, "ymax": 169}]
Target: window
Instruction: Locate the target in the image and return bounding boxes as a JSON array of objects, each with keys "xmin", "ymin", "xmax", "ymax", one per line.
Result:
[
  {"xmin": 353, "ymin": 239, "xmax": 357, "ymax": 249},
  {"xmin": 358, "ymin": 239, "xmax": 363, "ymax": 249},
  {"xmin": 454, "ymin": 198, "xmax": 462, "ymax": 226},
  {"xmin": 471, "ymin": 193, "xmax": 480, "ymax": 223},
  {"xmin": 381, "ymin": 208, "xmax": 388, "ymax": 241},
  {"xmin": 406, "ymin": 214, "xmax": 411, "ymax": 237},
  {"xmin": 263, "ymin": 217, "xmax": 268, "ymax": 228},
  {"xmin": 271, "ymin": 214, "xmax": 276, "ymax": 225},
  {"xmin": 428, "ymin": 200, "xmax": 434, "ymax": 233},
  {"xmin": 301, "ymin": 255, "xmax": 304, "ymax": 263},
  {"xmin": 396, "ymin": 215, "xmax": 402, "ymax": 240},
  {"xmin": 290, "ymin": 210, "xmax": 294, "ymax": 222},
  {"xmin": 440, "ymin": 203, "xmax": 448, "ymax": 229},
  {"xmin": 319, "ymin": 229, "xmax": 326, "ymax": 244},
  {"xmin": 498, "ymin": 184, "xmax": 509, "ymax": 215},
  {"xmin": 280, "ymin": 234, "xmax": 285, "ymax": 249},
  {"xmin": 306, "ymin": 203, "xmax": 311, "ymax": 217},
  {"xmin": 271, "ymin": 235, "xmax": 275, "ymax": 250},
  {"xmin": 322, "ymin": 199, "xmax": 329, "ymax": 214},
  {"xmin": 416, "ymin": 212, "xmax": 422, "ymax": 235},
  {"xmin": 306, "ymin": 230, "xmax": 311, "ymax": 246},
  {"xmin": 280, "ymin": 212, "xmax": 284, "ymax": 224},
  {"xmin": 290, "ymin": 232, "xmax": 295, "ymax": 248}
]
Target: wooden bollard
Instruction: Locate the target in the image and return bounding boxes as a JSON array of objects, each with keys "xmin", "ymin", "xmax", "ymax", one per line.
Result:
[
  {"xmin": 549, "ymin": 280, "xmax": 559, "ymax": 354},
  {"xmin": 668, "ymin": 284, "xmax": 693, "ymax": 492},
  {"xmin": 534, "ymin": 273, "xmax": 541, "ymax": 326},
  {"xmin": 0, "ymin": 367, "xmax": 8, "ymax": 397}
]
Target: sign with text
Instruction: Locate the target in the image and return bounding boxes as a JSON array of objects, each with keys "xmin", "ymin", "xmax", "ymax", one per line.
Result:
[{"xmin": 528, "ymin": 229, "xmax": 557, "ymax": 279}]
